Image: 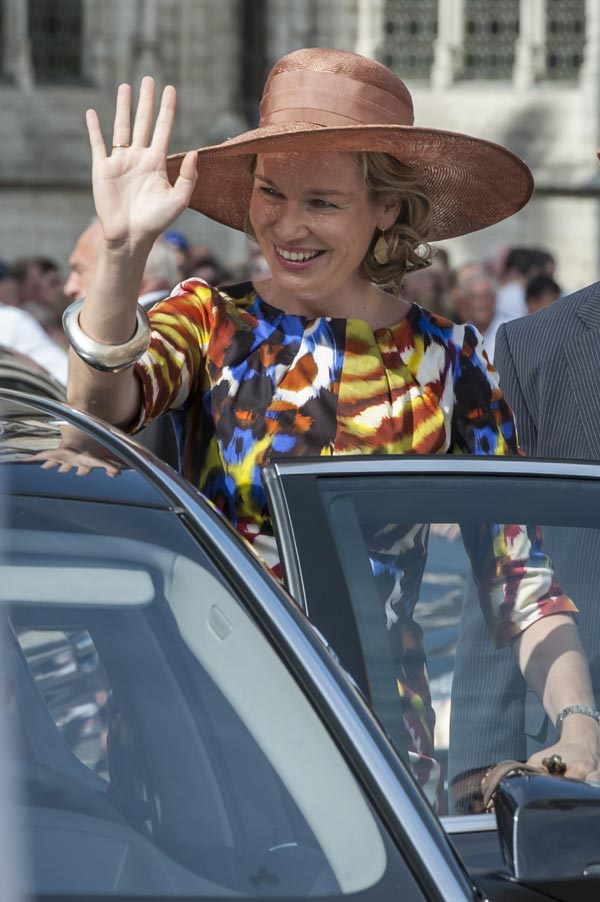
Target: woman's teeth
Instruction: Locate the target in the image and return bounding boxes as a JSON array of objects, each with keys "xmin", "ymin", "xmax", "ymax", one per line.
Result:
[{"xmin": 276, "ymin": 247, "xmax": 321, "ymax": 262}]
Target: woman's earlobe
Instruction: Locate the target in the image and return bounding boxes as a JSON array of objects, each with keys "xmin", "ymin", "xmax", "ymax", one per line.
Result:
[{"xmin": 386, "ymin": 201, "xmax": 403, "ymax": 224}]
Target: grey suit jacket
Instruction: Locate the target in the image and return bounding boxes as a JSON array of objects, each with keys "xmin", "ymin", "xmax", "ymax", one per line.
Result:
[
  {"xmin": 448, "ymin": 281, "xmax": 600, "ymax": 807},
  {"xmin": 495, "ymin": 280, "xmax": 600, "ymax": 459}
]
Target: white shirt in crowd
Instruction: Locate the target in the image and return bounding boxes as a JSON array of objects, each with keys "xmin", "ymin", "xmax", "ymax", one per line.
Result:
[
  {"xmin": 0, "ymin": 303, "xmax": 67, "ymax": 385},
  {"xmin": 481, "ymin": 316, "xmax": 505, "ymax": 362},
  {"xmin": 495, "ymin": 281, "xmax": 527, "ymax": 320}
]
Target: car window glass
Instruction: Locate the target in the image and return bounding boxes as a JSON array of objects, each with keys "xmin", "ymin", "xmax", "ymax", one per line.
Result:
[
  {"xmin": 313, "ymin": 474, "xmax": 600, "ymax": 818},
  {"xmin": 2, "ymin": 493, "xmax": 424, "ymax": 899},
  {"xmin": 13, "ymin": 627, "xmax": 110, "ymax": 777}
]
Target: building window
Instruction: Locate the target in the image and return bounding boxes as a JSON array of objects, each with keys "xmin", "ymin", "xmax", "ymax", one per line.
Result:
[
  {"xmin": 545, "ymin": 0, "xmax": 585, "ymax": 80},
  {"xmin": 0, "ymin": 2, "xmax": 5, "ymax": 81},
  {"xmin": 29, "ymin": 0, "xmax": 83, "ymax": 85},
  {"xmin": 240, "ymin": 0, "xmax": 268, "ymax": 127},
  {"xmin": 381, "ymin": 0, "xmax": 438, "ymax": 80},
  {"xmin": 459, "ymin": 0, "xmax": 519, "ymax": 79}
]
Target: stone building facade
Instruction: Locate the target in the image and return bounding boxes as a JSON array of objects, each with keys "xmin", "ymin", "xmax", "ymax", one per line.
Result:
[
  {"xmin": 1, "ymin": 0, "xmax": 599, "ymax": 290},
  {"xmin": 370, "ymin": 0, "xmax": 600, "ymax": 291}
]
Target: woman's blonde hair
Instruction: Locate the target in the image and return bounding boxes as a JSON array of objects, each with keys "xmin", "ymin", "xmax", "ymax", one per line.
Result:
[
  {"xmin": 244, "ymin": 152, "xmax": 432, "ymax": 290},
  {"xmin": 353, "ymin": 152, "xmax": 433, "ymax": 291}
]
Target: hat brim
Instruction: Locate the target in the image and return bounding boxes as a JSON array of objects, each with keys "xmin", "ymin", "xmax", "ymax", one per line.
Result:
[{"xmin": 166, "ymin": 123, "xmax": 533, "ymax": 242}]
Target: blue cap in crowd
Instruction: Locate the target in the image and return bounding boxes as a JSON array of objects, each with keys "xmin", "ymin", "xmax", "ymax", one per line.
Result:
[{"xmin": 163, "ymin": 230, "xmax": 190, "ymax": 253}]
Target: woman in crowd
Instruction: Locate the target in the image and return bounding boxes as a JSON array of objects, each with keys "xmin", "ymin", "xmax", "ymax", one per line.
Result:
[{"xmin": 58, "ymin": 48, "xmax": 600, "ymax": 786}]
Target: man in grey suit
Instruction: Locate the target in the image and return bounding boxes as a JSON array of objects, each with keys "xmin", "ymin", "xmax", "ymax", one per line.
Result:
[{"xmin": 448, "ymin": 281, "xmax": 600, "ymax": 813}]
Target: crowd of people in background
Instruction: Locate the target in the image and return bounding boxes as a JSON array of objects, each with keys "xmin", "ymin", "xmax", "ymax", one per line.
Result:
[
  {"xmin": 402, "ymin": 243, "xmax": 562, "ymax": 360},
  {"xmin": 0, "ymin": 231, "xmax": 565, "ymax": 392}
]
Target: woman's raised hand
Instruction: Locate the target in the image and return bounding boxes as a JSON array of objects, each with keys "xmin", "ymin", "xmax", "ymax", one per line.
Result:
[{"xmin": 86, "ymin": 76, "xmax": 198, "ymax": 251}]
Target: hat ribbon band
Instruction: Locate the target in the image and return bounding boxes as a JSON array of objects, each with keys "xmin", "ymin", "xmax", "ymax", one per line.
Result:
[{"xmin": 260, "ymin": 68, "xmax": 414, "ymax": 128}]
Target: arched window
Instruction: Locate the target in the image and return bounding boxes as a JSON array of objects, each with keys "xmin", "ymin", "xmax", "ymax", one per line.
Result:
[{"xmin": 240, "ymin": 0, "xmax": 268, "ymax": 127}]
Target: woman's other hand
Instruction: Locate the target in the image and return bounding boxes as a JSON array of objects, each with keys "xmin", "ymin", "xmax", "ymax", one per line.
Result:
[
  {"xmin": 26, "ymin": 426, "xmax": 124, "ymax": 478},
  {"xmin": 27, "ymin": 447, "xmax": 123, "ymax": 478},
  {"xmin": 86, "ymin": 76, "xmax": 198, "ymax": 251},
  {"xmin": 527, "ymin": 715, "xmax": 600, "ymax": 783}
]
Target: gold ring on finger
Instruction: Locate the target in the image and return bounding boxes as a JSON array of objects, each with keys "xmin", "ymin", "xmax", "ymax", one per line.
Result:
[
  {"xmin": 112, "ymin": 143, "xmax": 130, "ymax": 149},
  {"xmin": 542, "ymin": 753, "xmax": 566, "ymax": 775}
]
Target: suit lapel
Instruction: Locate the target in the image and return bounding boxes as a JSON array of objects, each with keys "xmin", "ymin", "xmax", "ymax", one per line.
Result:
[
  {"xmin": 576, "ymin": 285, "xmax": 600, "ymax": 330},
  {"xmin": 566, "ymin": 286, "xmax": 600, "ymax": 458}
]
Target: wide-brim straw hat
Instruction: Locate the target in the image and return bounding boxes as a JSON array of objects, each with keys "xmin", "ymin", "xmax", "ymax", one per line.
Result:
[{"xmin": 166, "ymin": 48, "xmax": 533, "ymax": 242}]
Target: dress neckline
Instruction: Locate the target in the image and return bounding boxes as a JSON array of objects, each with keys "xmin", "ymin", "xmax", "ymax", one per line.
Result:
[{"xmin": 249, "ymin": 287, "xmax": 419, "ymax": 337}]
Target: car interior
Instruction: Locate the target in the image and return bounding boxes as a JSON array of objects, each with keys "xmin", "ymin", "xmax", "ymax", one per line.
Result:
[{"xmin": 0, "ymin": 503, "xmax": 404, "ymax": 898}]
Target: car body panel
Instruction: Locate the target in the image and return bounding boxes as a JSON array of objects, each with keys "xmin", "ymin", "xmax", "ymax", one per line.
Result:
[
  {"xmin": 5, "ymin": 389, "xmax": 600, "ymax": 899},
  {"xmin": 0, "ymin": 389, "xmax": 476, "ymax": 901}
]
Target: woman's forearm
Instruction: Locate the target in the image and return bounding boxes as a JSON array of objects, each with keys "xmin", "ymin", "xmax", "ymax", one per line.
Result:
[
  {"xmin": 67, "ymin": 241, "xmax": 149, "ymax": 427},
  {"xmin": 514, "ymin": 613, "xmax": 600, "ymax": 778},
  {"xmin": 514, "ymin": 613, "xmax": 594, "ymax": 721},
  {"xmin": 67, "ymin": 352, "xmax": 143, "ymax": 428}
]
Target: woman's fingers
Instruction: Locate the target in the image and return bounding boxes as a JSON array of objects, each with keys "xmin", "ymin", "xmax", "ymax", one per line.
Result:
[
  {"xmin": 28, "ymin": 449, "xmax": 122, "ymax": 478},
  {"xmin": 529, "ymin": 737, "xmax": 600, "ymax": 782},
  {"xmin": 179, "ymin": 149, "xmax": 198, "ymax": 180},
  {"xmin": 39, "ymin": 458, "xmax": 60, "ymax": 470},
  {"xmin": 87, "ymin": 76, "xmax": 192, "ymax": 228},
  {"xmin": 85, "ymin": 109, "xmax": 107, "ymax": 164},
  {"xmin": 171, "ymin": 150, "xmax": 198, "ymax": 206},
  {"xmin": 111, "ymin": 82, "xmax": 132, "ymax": 148},
  {"xmin": 131, "ymin": 75, "xmax": 156, "ymax": 147},
  {"xmin": 96, "ymin": 79, "xmax": 178, "ymax": 160},
  {"xmin": 151, "ymin": 84, "xmax": 177, "ymax": 154}
]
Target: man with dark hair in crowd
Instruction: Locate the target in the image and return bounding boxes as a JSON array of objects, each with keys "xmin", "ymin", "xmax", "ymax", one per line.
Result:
[
  {"xmin": 0, "ymin": 262, "xmax": 67, "ymax": 384},
  {"xmin": 186, "ymin": 250, "xmax": 233, "ymax": 286},
  {"xmin": 10, "ymin": 257, "xmax": 61, "ymax": 305},
  {"xmin": 526, "ymin": 274, "xmax": 561, "ymax": 314},
  {"xmin": 10, "ymin": 256, "xmax": 68, "ymax": 344},
  {"xmin": 495, "ymin": 246, "xmax": 557, "ymax": 322},
  {"xmin": 530, "ymin": 247, "xmax": 556, "ymax": 278},
  {"xmin": 496, "ymin": 246, "xmax": 537, "ymax": 320}
]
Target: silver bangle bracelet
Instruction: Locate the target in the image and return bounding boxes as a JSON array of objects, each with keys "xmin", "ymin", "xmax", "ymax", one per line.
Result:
[
  {"xmin": 62, "ymin": 298, "xmax": 152, "ymax": 374},
  {"xmin": 555, "ymin": 704, "xmax": 600, "ymax": 737}
]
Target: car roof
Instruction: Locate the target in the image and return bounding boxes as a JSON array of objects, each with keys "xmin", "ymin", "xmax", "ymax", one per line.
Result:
[{"xmin": 0, "ymin": 390, "xmax": 175, "ymax": 509}]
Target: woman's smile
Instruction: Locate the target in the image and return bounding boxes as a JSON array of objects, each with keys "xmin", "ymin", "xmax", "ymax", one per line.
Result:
[{"xmin": 273, "ymin": 245, "xmax": 326, "ymax": 268}]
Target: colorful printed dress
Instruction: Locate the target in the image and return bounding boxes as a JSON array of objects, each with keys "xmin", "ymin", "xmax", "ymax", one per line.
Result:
[{"xmin": 133, "ymin": 278, "xmax": 574, "ymax": 793}]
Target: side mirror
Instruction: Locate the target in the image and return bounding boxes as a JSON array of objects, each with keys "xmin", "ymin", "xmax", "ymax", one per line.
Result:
[{"xmin": 495, "ymin": 772, "xmax": 600, "ymax": 881}]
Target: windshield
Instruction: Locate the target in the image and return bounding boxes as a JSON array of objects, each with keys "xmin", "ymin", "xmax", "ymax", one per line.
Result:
[
  {"xmin": 308, "ymin": 471, "xmax": 600, "ymax": 817},
  {"xmin": 1, "ymin": 488, "xmax": 420, "ymax": 899}
]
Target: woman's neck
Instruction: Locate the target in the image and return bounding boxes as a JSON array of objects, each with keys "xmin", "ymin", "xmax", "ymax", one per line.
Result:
[{"xmin": 253, "ymin": 278, "xmax": 411, "ymax": 329}]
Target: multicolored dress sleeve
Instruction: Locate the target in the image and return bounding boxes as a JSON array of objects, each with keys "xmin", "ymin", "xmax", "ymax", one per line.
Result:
[
  {"xmin": 131, "ymin": 279, "xmax": 216, "ymax": 431},
  {"xmin": 450, "ymin": 323, "xmax": 576, "ymax": 647}
]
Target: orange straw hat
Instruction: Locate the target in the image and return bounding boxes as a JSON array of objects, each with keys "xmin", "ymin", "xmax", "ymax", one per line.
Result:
[{"xmin": 167, "ymin": 48, "xmax": 533, "ymax": 241}]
